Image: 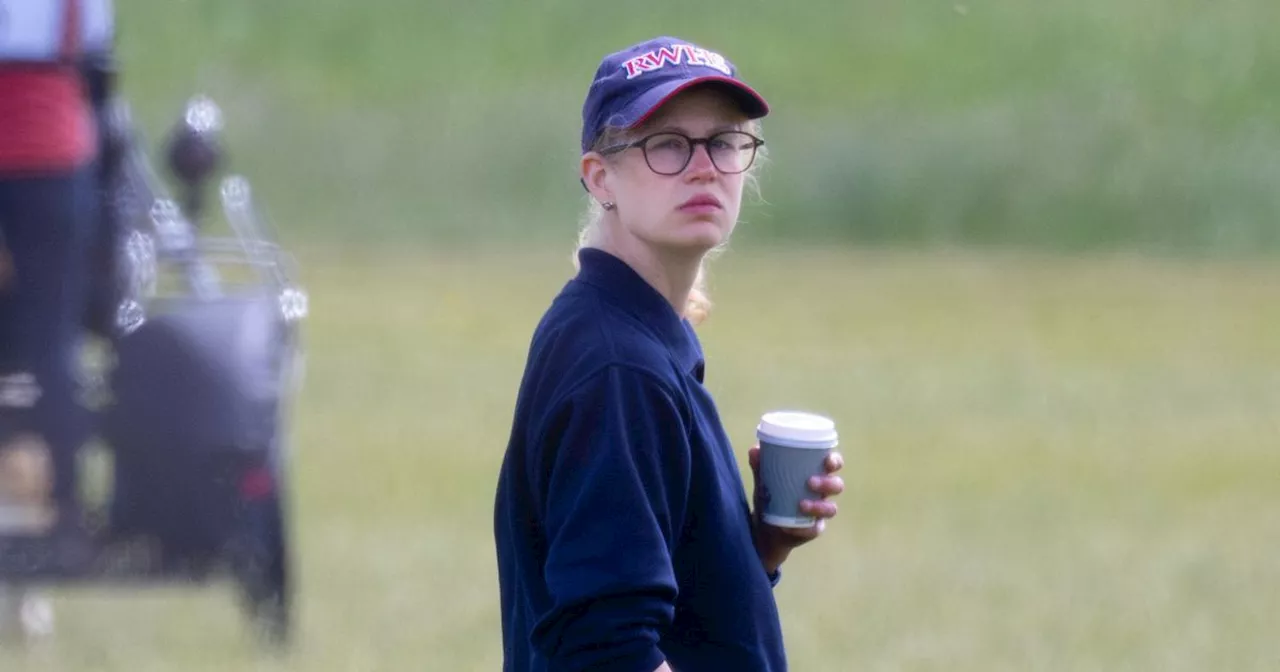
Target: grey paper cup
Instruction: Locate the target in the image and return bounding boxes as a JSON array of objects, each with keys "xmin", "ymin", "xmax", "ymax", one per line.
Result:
[{"xmin": 756, "ymin": 411, "xmax": 839, "ymax": 528}]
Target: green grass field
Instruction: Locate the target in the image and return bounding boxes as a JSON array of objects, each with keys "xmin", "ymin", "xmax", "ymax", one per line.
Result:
[
  {"xmin": 3, "ymin": 1, "xmax": 1275, "ymax": 668},
  {"xmin": 115, "ymin": 0, "xmax": 1280, "ymax": 252},
  {"xmin": 2, "ymin": 246, "xmax": 1276, "ymax": 670}
]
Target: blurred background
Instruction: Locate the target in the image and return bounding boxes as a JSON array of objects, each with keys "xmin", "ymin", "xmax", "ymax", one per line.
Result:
[{"xmin": 8, "ymin": 0, "xmax": 1279, "ymax": 669}]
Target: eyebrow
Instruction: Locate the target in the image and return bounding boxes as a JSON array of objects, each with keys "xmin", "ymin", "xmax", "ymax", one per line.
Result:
[{"xmin": 648, "ymin": 123, "xmax": 745, "ymax": 135}]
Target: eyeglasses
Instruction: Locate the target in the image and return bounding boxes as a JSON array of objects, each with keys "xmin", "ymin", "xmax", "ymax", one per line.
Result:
[{"xmin": 599, "ymin": 131, "xmax": 765, "ymax": 176}]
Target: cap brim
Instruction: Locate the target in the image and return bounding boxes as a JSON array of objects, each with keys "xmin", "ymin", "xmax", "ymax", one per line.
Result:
[{"xmin": 621, "ymin": 76, "xmax": 770, "ymax": 130}]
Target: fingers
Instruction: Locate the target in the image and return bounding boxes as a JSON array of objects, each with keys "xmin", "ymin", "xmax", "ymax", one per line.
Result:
[
  {"xmin": 799, "ymin": 498, "xmax": 838, "ymax": 520},
  {"xmin": 760, "ymin": 452, "xmax": 844, "ymax": 549},
  {"xmin": 807, "ymin": 474, "xmax": 845, "ymax": 497}
]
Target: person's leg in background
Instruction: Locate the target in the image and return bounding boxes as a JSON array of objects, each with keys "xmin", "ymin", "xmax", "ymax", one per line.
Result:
[{"xmin": 0, "ymin": 166, "xmax": 97, "ymax": 641}]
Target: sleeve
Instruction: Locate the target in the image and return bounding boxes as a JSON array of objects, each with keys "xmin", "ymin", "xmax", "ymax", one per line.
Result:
[{"xmin": 528, "ymin": 365, "xmax": 693, "ymax": 672}]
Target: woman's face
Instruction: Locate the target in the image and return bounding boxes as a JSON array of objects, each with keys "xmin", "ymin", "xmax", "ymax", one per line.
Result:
[{"xmin": 583, "ymin": 87, "xmax": 758, "ymax": 257}]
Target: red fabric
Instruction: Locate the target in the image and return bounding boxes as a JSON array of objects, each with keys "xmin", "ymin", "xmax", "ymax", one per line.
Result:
[
  {"xmin": 0, "ymin": 68, "xmax": 95, "ymax": 174},
  {"xmin": 62, "ymin": 0, "xmax": 83, "ymax": 59},
  {"xmin": 0, "ymin": 1, "xmax": 96, "ymax": 174}
]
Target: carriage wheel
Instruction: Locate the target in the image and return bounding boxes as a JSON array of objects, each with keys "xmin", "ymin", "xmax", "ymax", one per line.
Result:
[{"xmin": 233, "ymin": 462, "xmax": 293, "ymax": 651}]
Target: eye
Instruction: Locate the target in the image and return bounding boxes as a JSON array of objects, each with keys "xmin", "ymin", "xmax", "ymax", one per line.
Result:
[
  {"xmin": 709, "ymin": 137, "xmax": 735, "ymax": 151},
  {"xmin": 648, "ymin": 135, "xmax": 689, "ymax": 152}
]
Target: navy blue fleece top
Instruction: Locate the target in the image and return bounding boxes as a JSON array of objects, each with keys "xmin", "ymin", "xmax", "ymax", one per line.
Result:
[{"xmin": 494, "ymin": 248, "xmax": 787, "ymax": 672}]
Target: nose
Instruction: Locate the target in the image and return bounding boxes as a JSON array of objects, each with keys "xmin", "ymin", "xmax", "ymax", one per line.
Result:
[{"xmin": 683, "ymin": 143, "xmax": 717, "ymax": 181}]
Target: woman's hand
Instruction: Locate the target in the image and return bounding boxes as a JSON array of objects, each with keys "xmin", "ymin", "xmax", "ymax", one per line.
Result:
[{"xmin": 748, "ymin": 445, "xmax": 845, "ymax": 574}]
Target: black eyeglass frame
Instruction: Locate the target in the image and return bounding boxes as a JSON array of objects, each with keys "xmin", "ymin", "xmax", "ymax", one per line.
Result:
[{"xmin": 597, "ymin": 130, "xmax": 765, "ymax": 176}]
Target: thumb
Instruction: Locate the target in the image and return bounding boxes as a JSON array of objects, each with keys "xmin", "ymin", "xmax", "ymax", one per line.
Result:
[{"xmin": 748, "ymin": 444, "xmax": 761, "ymax": 475}]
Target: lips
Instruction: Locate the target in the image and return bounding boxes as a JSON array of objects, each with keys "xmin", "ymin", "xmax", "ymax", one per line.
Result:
[{"xmin": 679, "ymin": 194, "xmax": 723, "ymax": 212}]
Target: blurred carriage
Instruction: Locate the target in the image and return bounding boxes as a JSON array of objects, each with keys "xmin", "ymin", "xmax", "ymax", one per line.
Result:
[{"xmin": 0, "ymin": 93, "xmax": 307, "ymax": 649}]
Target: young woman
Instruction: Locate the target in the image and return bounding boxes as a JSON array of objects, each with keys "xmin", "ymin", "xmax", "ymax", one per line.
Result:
[{"xmin": 494, "ymin": 37, "xmax": 845, "ymax": 671}]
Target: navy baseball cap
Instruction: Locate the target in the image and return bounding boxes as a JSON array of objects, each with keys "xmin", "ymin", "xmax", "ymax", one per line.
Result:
[{"xmin": 580, "ymin": 36, "xmax": 770, "ymax": 154}]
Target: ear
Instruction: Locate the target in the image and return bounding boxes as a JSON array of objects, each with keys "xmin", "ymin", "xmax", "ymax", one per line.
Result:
[{"xmin": 580, "ymin": 152, "xmax": 613, "ymax": 205}]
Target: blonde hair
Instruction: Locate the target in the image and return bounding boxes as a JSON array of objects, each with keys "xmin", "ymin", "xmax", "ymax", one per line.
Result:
[{"xmin": 575, "ymin": 118, "xmax": 766, "ymax": 326}]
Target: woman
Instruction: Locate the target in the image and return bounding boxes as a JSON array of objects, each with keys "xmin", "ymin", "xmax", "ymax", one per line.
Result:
[{"xmin": 493, "ymin": 37, "xmax": 845, "ymax": 671}]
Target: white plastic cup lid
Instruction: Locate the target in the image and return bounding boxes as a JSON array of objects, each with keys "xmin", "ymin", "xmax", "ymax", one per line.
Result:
[{"xmin": 756, "ymin": 410, "xmax": 839, "ymax": 449}]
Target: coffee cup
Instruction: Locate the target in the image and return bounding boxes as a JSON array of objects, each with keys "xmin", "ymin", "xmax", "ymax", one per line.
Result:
[{"xmin": 756, "ymin": 411, "xmax": 839, "ymax": 528}]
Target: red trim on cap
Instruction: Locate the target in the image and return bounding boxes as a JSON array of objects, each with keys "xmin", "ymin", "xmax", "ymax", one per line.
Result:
[{"xmin": 628, "ymin": 75, "xmax": 770, "ymax": 129}]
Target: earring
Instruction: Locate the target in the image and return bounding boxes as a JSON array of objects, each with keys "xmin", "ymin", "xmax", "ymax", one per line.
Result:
[{"xmin": 601, "ymin": 201, "xmax": 616, "ymax": 211}]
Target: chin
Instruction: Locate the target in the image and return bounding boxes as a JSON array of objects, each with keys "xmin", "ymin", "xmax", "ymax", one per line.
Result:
[
  {"xmin": 662, "ymin": 219, "xmax": 727, "ymax": 253},
  {"xmin": 662, "ymin": 233, "xmax": 723, "ymax": 255}
]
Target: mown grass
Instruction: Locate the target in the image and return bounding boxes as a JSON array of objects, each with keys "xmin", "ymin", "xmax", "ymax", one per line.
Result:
[
  {"xmin": 1, "ymin": 245, "xmax": 1276, "ymax": 670},
  {"xmin": 6, "ymin": 3, "xmax": 1273, "ymax": 668}
]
